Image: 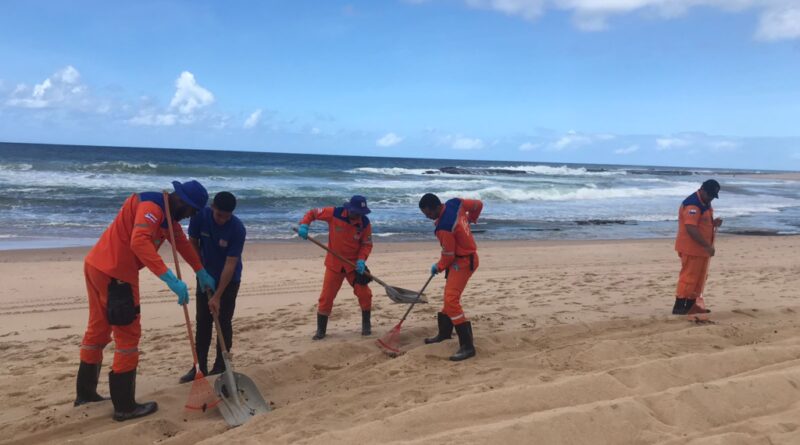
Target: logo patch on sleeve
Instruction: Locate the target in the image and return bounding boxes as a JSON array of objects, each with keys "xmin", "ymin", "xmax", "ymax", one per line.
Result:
[
  {"xmin": 688, "ymin": 209, "xmax": 697, "ymax": 215},
  {"xmin": 219, "ymin": 239, "xmax": 228, "ymax": 247},
  {"xmin": 144, "ymin": 212, "xmax": 158, "ymax": 224}
]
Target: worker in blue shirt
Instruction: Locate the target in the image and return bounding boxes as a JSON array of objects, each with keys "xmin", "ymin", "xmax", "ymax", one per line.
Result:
[{"xmin": 179, "ymin": 191, "xmax": 246, "ymax": 383}]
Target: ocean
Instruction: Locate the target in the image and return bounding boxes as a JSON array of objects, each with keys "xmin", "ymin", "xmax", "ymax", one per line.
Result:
[{"xmin": 1, "ymin": 142, "xmax": 799, "ymax": 250}]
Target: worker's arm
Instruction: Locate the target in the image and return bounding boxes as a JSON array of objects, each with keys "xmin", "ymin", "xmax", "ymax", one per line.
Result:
[
  {"xmin": 357, "ymin": 224, "xmax": 373, "ymax": 261},
  {"xmin": 434, "ymin": 230, "xmax": 457, "ymax": 272},
  {"xmin": 187, "ymin": 212, "xmax": 202, "ymax": 259},
  {"xmin": 208, "ymin": 256, "xmax": 238, "ymax": 315},
  {"xmin": 208, "ymin": 225, "xmax": 245, "ymax": 314},
  {"xmin": 130, "ymin": 201, "xmax": 169, "ymax": 277},
  {"xmin": 685, "ymin": 224, "xmax": 714, "ymax": 256},
  {"xmin": 172, "ymin": 223, "xmax": 203, "ymax": 273},
  {"xmin": 461, "ymin": 198, "xmax": 483, "ymax": 224}
]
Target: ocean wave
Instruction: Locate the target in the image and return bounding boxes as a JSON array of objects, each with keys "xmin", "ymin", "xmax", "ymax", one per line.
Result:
[
  {"xmin": 0, "ymin": 163, "xmax": 33, "ymax": 171},
  {"xmin": 85, "ymin": 161, "xmax": 159, "ymax": 172},
  {"xmin": 347, "ymin": 167, "xmax": 436, "ymax": 176},
  {"xmin": 478, "ymin": 165, "xmax": 624, "ymax": 177},
  {"xmin": 437, "ymin": 184, "xmax": 695, "ymax": 202}
]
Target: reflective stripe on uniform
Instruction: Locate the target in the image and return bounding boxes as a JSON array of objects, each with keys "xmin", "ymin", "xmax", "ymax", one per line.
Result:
[
  {"xmin": 80, "ymin": 343, "xmax": 106, "ymax": 351},
  {"xmin": 450, "ymin": 313, "xmax": 465, "ymax": 322},
  {"xmin": 115, "ymin": 347, "xmax": 139, "ymax": 355}
]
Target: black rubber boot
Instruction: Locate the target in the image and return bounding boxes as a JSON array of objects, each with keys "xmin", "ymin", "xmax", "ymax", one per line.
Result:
[
  {"xmin": 449, "ymin": 321, "xmax": 476, "ymax": 362},
  {"xmin": 74, "ymin": 361, "xmax": 108, "ymax": 406},
  {"xmin": 425, "ymin": 312, "xmax": 453, "ymax": 344},
  {"xmin": 179, "ymin": 366, "xmax": 196, "ymax": 384},
  {"xmin": 109, "ymin": 369, "xmax": 158, "ymax": 422},
  {"xmin": 209, "ymin": 359, "xmax": 225, "ymax": 375},
  {"xmin": 361, "ymin": 310, "xmax": 372, "ymax": 336},
  {"xmin": 684, "ymin": 298, "xmax": 695, "ymax": 313},
  {"xmin": 671, "ymin": 298, "xmax": 687, "ymax": 315},
  {"xmin": 313, "ymin": 313, "xmax": 329, "ymax": 340}
]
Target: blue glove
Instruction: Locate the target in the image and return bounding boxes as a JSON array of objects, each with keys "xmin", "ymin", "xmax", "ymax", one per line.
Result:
[
  {"xmin": 356, "ymin": 259, "xmax": 366, "ymax": 275},
  {"xmin": 159, "ymin": 269, "xmax": 189, "ymax": 305},
  {"xmin": 298, "ymin": 224, "xmax": 309, "ymax": 239},
  {"xmin": 196, "ymin": 268, "xmax": 216, "ymax": 293},
  {"xmin": 430, "ymin": 263, "xmax": 439, "ymax": 275}
]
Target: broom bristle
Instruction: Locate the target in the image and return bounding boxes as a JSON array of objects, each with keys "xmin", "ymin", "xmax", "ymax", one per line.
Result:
[{"xmin": 185, "ymin": 372, "xmax": 221, "ymax": 412}]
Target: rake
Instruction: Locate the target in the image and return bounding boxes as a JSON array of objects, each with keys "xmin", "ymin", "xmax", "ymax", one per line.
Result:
[{"xmin": 376, "ymin": 273, "xmax": 435, "ymax": 357}]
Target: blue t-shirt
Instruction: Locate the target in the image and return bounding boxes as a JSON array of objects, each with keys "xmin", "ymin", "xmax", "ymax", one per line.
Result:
[{"xmin": 188, "ymin": 207, "xmax": 246, "ymax": 283}]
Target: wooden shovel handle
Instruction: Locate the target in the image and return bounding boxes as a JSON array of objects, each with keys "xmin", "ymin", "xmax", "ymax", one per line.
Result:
[{"xmin": 293, "ymin": 227, "xmax": 389, "ymax": 287}]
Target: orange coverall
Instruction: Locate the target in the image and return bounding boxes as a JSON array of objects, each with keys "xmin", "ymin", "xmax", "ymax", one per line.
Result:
[
  {"xmin": 434, "ymin": 198, "xmax": 483, "ymax": 325},
  {"xmin": 300, "ymin": 207, "xmax": 373, "ymax": 315},
  {"xmin": 675, "ymin": 191, "xmax": 715, "ymax": 301},
  {"xmin": 81, "ymin": 192, "xmax": 202, "ymax": 373}
]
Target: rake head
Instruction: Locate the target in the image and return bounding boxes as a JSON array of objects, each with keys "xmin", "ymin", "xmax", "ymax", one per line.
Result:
[
  {"xmin": 184, "ymin": 370, "xmax": 221, "ymax": 413},
  {"xmin": 376, "ymin": 322, "xmax": 405, "ymax": 357}
]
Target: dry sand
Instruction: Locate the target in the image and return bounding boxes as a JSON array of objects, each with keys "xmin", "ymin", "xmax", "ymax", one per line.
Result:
[{"xmin": 1, "ymin": 235, "xmax": 800, "ymax": 444}]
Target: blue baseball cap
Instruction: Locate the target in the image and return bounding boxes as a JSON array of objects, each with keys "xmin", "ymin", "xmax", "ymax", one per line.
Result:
[
  {"xmin": 344, "ymin": 195, "xmax": 371, "ymax": 215},
  {"xmin": 172, "ymin": 180, "xmax": 208, "ymax": 210}
]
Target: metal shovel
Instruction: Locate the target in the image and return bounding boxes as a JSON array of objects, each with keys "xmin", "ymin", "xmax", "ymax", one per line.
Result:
[
  {"xmin": 294, "ymin": 227, "xmax": 427, "ymax": 304},
  {"xmin": 212, "ymin": 310, "xmax": 271, "ymax": 426}
]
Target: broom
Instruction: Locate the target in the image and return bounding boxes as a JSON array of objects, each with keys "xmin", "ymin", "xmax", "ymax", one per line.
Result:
[{"xmin": 162, "ymin": 191, "xmax": 220, "ymax": 412}]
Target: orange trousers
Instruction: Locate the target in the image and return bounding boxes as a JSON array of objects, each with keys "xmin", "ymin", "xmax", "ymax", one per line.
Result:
[
  {"xmin": 318, "ymin": 267, "xmax": 372, "ymax": 316},
  {"xmin": 80, "ymin": 263, "xmax": 141, "ymax": 373},
  {"xmin": 676, "ymin": 253, "xmax": 710, "ymax": 300},
  {"xmin": 443, "ymin": 255, "xmax": 479, "ymax": 326}
]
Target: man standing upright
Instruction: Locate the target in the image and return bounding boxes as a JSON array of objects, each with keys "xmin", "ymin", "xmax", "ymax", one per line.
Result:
[
  {"xmin": 419, "ymin": 193, "xmax": 482, "ymax": 361},
  {"xmin": 180, "ymin": 191, "xmax": 246, "ymax": 383},
  {"xmin": 76, "ymin": 180, "xmax": 216, "ymax": 421},
  {"xmin": 673, "ymin": 179, "xmax": 723, "ymax": 316},
  {"xmin": 297, "ymin": 195, "xmax": 374, "ymax": 340}
]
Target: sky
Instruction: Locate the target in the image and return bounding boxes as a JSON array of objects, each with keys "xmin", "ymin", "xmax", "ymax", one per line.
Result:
[{"xmin": 0, "ymin": 0, "xmax": 799, "ymax": 169}]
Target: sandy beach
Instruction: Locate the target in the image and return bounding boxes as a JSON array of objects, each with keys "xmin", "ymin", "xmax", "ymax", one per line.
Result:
[{"xmin": 2, "ymin": 235, "xmax": 800, "ymax": 444}]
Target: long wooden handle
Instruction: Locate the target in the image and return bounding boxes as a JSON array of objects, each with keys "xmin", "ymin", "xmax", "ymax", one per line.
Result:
[
  {"xmin": 163, "ymin": 191, "xmax": 201, "ymax": 370},
  {"xmin": 211, "ymin": 307, "xmax": 228, "ymax": 355},
  {"xmin": 293, "ymin": 227, "xmax": 389, "ymax": 287},
  {"xmin": 399, "ymin": 273, "xmax": 435, "ymax": 323}
]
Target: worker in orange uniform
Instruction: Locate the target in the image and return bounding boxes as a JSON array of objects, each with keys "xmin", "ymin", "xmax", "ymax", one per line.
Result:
[
  {"xmin": 75, "ymin": 180, "xmax": 217, "ymax": 422},
  {"xmin": 673, "ymin": 179, "xmax": 723, "ymax": 316},
  {"xmin": 419, "ymin": 193, "xmax": 482, "ymax": 361},
  {"xmin": 297, "ymin": 195, "xmax": 374, "ymax": 340}
]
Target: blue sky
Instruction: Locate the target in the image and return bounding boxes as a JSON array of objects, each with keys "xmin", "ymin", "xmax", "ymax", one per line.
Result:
[{"xmin": 1, "ymin": 0, "xmax": 799, "ymax": 169}]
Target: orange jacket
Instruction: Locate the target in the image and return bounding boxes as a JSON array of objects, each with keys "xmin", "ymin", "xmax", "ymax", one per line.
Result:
[
  {"xmin": 85, "ymin": 192, "xmax": 203, "ymax": 283},
  {"xmin": 675, "ymin": 190, "xmax": 715, "ymax": 257},
  {"xmin": 300, "ymin": 206, "xmax": 373, "ymax": 272},
  {"xmin": 434, "ymin": 198, "xmax": 482, "ymax": 271}
]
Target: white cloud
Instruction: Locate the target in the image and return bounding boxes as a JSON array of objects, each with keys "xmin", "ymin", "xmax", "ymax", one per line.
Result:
[
  {"xmin": 127, "ymin": 71, "xmax": 215, "ymax": 127},
  {"xmin": 756, "ymin": 6, "xmax": 800, "ymax": 41},
  {"xmin": 413, "ymin": 1, "xmax": 800, "ymax": 41},
  {"xmin": 519, "ymin": 142, "xmax": 538, "ymax": 151},
  {"xmin": 656, "ymin": 137, "xmax": 690, "ymax": 150},
  {"xmin": 550, "ymin": 130, "xmax": 592, "ymax": 150},
  {"xmin": 128, "ymin": 112, "xmax": 177, "ymax": 126},
  {"xmin": 244, "ymin": 109, "xmax": 262, "ymax": 129},
  {"xmin": 6, "ymin": 65, "xmax": 87, "ymax": 109},
  {"xmin": 708, "ymin": 140, "xmax": 739, "ymax": 152},
  {"xmin": 377, "ymin": 132, "xmax": 404, "ymax": 147},
  {"xmin": 452, "ymin": 136, "xmax": 485, "ymax": 150},
  {"xmin": 614, "ymin": 144, "xmax": 639, "ymax": 154},
  {"xmin": 465, "ymin": 0, "xmax": 545, "ymax": 21},
  {"xmin": 311, "ymin": 127, "xmax": 322, "ymax": 135},
  {"xmin": 169, "ymin": 71, "xmax": 214, "ymax": 115}
]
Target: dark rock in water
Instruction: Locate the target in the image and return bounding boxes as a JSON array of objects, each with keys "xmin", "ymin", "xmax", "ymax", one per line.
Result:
[
  {"xmin": 439, "ymin": 166, "xmax": 473, "ymax": 175},
  {"xmin": 423, "ymin": 170, "xmax": 440, "ymax": 175},
  {"xmin": 439, "ymin": 166, "xmax": 528, "ymax": 175},
  {"xmin": 728, "ymin": 229, "xmax": 783, "ymax": 236},
  {"xmin": 575, "ymin": 219, "xmax": 629, "ymax": 226}
]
